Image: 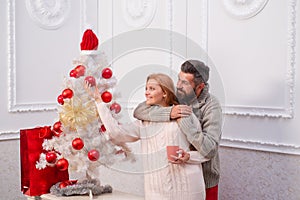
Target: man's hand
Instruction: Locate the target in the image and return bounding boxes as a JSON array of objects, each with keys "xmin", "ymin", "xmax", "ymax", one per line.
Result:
[{"xmin": 170, "ymin": 105, "xmax": 192, "ymax": 119}]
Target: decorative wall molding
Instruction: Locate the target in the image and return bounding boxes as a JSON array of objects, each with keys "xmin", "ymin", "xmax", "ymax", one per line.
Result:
[
  {"xmin": 168, "ymin": 0, "xmax": 173, "ymax": 71},
  {"xmin": 200, "ymin": 0, "xmax": 208, "ymax": 51},
  {"xmin": 25, "ymin": 0, "xmax": 71, "ymax": 30},
  {"xmin": 7, "ymin": 0, "xmax": 85, "ymax": 112},
  {"xmin": 172, "ymin": 0, "xmax": 208, "ymax": 69},
  {"xmin": 7, "ymin": 0, "xmax": 16, "ymax": 112},
  {"xmin": 221, "ymin": 137, "xmax": 300, "ymax": 155},
  {"xmin": 7, "ymin": 0, "xmax": 57, "ymax": 112},
  {"xmin": 222, "ymin": 0, "xmax": 269, "ymax": 19},
  {"xmin": 286, "ymin": 0, "xmax": 297, "ymax": 118},
  {"xmin": 79, "ymin": 0, "xmax": 86, "ymax": 35},
  {"xmin": 122, "ymin": 0, "xmax": 157, "ymax": 29},
  {"xmin": 224, "ymin": 105, "xmax": 293, "ymax": 118},
  {"xmin": 224, "ymin": 0, "xmax": 297, "ymax": 118},
  {"xmin": 0, "ymin": 130, "xmax": 19, "ymax": 141}
]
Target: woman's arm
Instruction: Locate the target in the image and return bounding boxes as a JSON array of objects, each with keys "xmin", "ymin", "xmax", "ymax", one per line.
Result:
[
  {"xmin": 86, "ymin": 82, "xmax": 140, "ymax": 144},
  {"xmin": 95, "ymin": 102, "xmax": 140, "ymax": 143}
]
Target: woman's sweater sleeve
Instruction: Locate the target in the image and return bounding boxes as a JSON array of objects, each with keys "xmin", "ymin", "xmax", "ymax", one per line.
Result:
[{"xmin": 95, "ymin": 102, "xmax": 140, "ymax": 143}]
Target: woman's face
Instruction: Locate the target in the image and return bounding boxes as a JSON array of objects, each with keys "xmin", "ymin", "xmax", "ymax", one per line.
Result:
[{"xmin": 145, "ymin": 78, "xmax": 167, "ymax": 106}]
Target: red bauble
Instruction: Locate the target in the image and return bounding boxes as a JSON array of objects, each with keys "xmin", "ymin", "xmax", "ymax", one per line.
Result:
[
  {"xmin": 88, "ymin": 149, "xmax": 100, "ymax": 161},
  {"xmin": 75, "ymin": 65, "xmax": 86, "ymax": 77},
  {"xmin": 72, "ymin": 138, "xmax": 84, "ymax": 150},
  {"xmin": 85, "ymin": 76, "xmax": 96, "ymax": 87},
  {"xmin": 62, "ymin": 88, "xmax": 73, "ymax": 99},
  {"xmin": 69, "ymin": 69, "xmax": 78, "ymax": 78},
  {"xmin": 110, "ymin": 102, "xmax": 121, "ymax": 114},
  {"xmin": 101, "ymin": 91, "xmax": 112, "ymax": 103},
  {"xmin": 53, "ymin": 121, "xmax": 62, "ymax": 133},
  {"xmin": 57, "ymin": 95, "xmax": 64, "ymax": 105},
  {"xmin": 100, "ymin": 125, "xmax": 106, "ymax": 133},
  {"xmin": 59, "ymin": 180, "xmax": 78, "ymax": 188},
  {"xmin": 46, "ymin": 151, "xmax": 57, "ymax": 164},
  {"xmin": 59, "ymin": 182, "xmax": 68, "ymax": 188},
  {"xmin": 56, "ymin": 158, "xmax": 69, "ymax": 171},
  {"xmin": 102, "ymin": 68, "xmax": 113, "ymax": 79}
]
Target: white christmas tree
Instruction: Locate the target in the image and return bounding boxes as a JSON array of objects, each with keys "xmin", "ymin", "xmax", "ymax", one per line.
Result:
[{"xmin": 36, "ymin": 29, "xmax": 128, "ymax": 184}]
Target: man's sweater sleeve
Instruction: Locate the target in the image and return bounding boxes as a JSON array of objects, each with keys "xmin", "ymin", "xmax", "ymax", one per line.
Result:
[
  {"xmin": 133, "ymin": 101, "xmax": 172, "ymax": 122},
  {"xmin": 178, "ymin": 101, "xmax": 222, "ymax": 159}
]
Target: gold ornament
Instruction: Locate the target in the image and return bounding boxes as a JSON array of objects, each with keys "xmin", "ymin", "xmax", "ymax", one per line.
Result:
[{"xmin": 59, "ymin": 96, "xmax": 97, "ymax": 130}]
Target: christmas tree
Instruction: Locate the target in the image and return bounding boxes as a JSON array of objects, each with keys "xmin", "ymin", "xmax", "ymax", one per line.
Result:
[{"xmin": 35, "ymin": 29, "xmax": 128, "ymax": 193}]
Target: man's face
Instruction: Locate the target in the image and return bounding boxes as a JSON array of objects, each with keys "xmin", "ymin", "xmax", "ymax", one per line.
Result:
[{"xmin": 176, "ymin": 71, "xmax": 197, "ymax": 104}]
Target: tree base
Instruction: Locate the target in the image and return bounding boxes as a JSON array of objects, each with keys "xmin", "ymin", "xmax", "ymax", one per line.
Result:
[{"xmin": 50, "ymin": 179, "xmax": 112, "ymax": 196}]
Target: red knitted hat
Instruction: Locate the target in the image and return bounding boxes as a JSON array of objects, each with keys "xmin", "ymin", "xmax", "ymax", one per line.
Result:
[{"xmin": 80, "ymin": 29, "xmax": 99, "ymax": 50}]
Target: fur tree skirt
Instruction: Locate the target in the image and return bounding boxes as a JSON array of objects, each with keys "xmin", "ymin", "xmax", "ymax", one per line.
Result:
[{"xmin": 50, "ymin": 179, "xmax": 112, "ymax": 196}]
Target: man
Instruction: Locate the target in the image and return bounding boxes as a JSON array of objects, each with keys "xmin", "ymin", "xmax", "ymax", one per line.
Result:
[{"xmin": 133, "ymin": 60, "xmax": 223, "ymax": 200}]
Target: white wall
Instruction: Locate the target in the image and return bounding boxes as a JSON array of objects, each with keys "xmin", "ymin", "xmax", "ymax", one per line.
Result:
[
  {"xmin": 0, "ymin": 0, "xmax": 300, "ymax": 199},
  {"xmin": 209, "ymin": 0, "xmax": 300, "ymax": 154}
]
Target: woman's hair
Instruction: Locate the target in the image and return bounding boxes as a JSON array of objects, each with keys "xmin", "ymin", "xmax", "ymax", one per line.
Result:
[{"xmin": 146, "ymin": 73, "xmax": 179, "ymax": 106}]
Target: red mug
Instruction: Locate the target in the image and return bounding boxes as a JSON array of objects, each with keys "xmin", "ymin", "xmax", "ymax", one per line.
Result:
[{"xmin": 166, "ymin": 146, "xmax": 179, "ymax": 161}]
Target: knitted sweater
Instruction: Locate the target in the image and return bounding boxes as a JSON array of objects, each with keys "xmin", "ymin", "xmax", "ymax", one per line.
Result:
[
  {"xmin": 133, "ymin": 89, "xmax": 223, "ymax": 188},
  {"xmin": 96, "ymin": 102, "xmax": 208, "ymax": 200}
]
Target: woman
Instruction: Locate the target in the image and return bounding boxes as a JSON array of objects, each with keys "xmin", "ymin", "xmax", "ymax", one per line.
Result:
[{"xmin": 91, "ymin": 73, "xmax": 207, "ymax": 200}]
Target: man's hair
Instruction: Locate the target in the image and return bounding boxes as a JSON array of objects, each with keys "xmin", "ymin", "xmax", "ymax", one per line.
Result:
[{"xmin": 181, "ymin": 60, "xmax": 209, "ymax": 86}]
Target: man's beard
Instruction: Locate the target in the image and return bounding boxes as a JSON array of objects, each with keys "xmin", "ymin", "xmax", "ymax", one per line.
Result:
[{"xmin": 176, "ymin": 88, "xmax": 197, "ymax": 105}]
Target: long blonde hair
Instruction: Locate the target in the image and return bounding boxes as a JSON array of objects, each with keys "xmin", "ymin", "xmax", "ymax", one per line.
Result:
[{"xmin": 146, "ymin": 73, "xmax": 178, "ymax": 106}]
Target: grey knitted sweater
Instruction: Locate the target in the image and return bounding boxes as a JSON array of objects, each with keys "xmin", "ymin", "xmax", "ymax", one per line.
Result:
[{"xmin": 133, "ymin": 88, "xmax": 223, "ymax": 189}]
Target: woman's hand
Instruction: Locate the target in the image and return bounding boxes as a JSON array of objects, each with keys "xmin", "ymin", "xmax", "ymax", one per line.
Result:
[
  {"xmin": 84, "ymin": 81, "xmax": 102, "ymax": 103},
  {"xmin": 169, "ymin": 148, "xmax": 190, "ymax": 164}
]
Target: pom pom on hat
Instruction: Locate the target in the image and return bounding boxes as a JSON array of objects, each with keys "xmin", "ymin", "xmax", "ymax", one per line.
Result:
[{"xmin": 80, "ymin": 29, "xmax": 99, "ymax": 50}]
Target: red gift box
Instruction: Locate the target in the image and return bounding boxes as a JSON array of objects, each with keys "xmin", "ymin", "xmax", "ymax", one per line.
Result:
[{"xmin": 20, "ymin": 126, "xmax": 69, "ymax": 196}]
